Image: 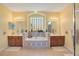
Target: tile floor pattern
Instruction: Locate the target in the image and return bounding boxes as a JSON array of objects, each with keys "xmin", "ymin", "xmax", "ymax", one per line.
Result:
[{"xmin": 0, "ymin": 47, "xmax": 73, "ymax": 56}]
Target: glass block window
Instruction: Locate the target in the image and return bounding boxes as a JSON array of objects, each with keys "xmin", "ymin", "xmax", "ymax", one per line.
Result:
[{"xmin": 30, "ymin": 16, "xmax": 44, "ymax": 31}]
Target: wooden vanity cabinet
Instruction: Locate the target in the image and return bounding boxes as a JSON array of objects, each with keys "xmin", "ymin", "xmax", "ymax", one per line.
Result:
[
  {"xmin": 8, "ymin": 36, "xmax": 22, "ymax": 47},
  {"xmin": 50, "ymin": 36, "xmax": 65, "ymax": 47}
]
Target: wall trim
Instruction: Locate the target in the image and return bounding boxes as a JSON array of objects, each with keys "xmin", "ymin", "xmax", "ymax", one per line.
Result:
[
  {"xmin": 0, "ymin": 48, "xmax": 5, "ymax": 51},
  {"xmin": 64, "ymin": 45, "xmax": 74, "ymax": 53},
  {"xmin": 0, "ymin": 47, "xmax": 8, "ymax": 51}
]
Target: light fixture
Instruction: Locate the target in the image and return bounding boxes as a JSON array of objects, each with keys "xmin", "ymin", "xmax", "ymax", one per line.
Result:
[
  {"xmin": 8, "ymin": 15, "xmax": 13, "ymax": 22},
  {"xmin": 50, "ymin": 16, "xmax": 58, "ymax": 19},
  {"xmin": 48, "ymin": 21, "xmax": 52, "ymax": 24},
  {"xmin": 15, "ymin": 17, "xmax": 24, "ymax": 21}
]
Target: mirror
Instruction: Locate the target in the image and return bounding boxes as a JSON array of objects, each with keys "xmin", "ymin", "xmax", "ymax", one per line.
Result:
[
  {"xmin": 47, "ymin": 21, "xmax": 56, "ymax": 33},
  {"xmin": 47, "ymin": 21, "xmax": 52, "ymax": 33},
  {"xmin": 16, "ymin": 21, "xmax": 25, "ymax": 34}
]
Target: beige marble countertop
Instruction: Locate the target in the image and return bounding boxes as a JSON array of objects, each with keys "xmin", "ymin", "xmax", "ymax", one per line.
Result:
[
  {"xmin": 8, "ymin": 33, "xmax": 23, "ymax": 36},
  {"xmin": 50, "ymin": 33, "xmax": 64, "ymax": 36}
]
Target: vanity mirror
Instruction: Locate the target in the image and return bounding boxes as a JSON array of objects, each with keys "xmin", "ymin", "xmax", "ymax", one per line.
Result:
[
  {"xmin": 16, "ymin": 21, "xmax": 25, "ymax": 34},
  {"xmin": 47, "ymin": 21, "xmax": 56, "ymax": 33}
]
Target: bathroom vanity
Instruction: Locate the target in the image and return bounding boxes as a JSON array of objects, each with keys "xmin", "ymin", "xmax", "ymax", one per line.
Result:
[
  {"xmin": 8, "ymin": 35, "xmax": 23, "ymax": 47},
  {"xmin": 50, "ymin": 34, "xmax": 65, "ymax": 47},
  {"xmin": 7, "ymin": 33, "xmax": 65, "ymax": 48}
]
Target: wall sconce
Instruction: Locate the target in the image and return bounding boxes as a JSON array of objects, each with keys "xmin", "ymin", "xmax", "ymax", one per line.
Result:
[
  {"xmin": 50, "ymin": 16, "xmax": 58, "ymax": 20},
  {"xmin": 8, "ymin": 15, "xmax": 13, "ymax": 22},
  {"xmin": 15, "ymin": 17, "xmax": 25, "ymax": 21},
  {"xmin": 48, "ymin": 21, "xmax": 52, "ymax": 24}
]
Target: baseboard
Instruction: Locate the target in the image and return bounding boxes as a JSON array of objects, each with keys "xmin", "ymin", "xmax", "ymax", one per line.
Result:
[
  {"xmin": 64, "ymin": 46, "xmax": 74, "ymax": 53},
  {"xmin": 0, "ymin": 48, "xmax": 5, "ymax": 51},
  {"xmin": 0, "ymin": 47, "xmax": 8, "ymax": 51}
]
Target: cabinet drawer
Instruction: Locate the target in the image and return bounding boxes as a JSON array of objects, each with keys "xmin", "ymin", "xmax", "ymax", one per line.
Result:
[
  {"xmin": 8, "ymin": 36, "xmax": 13, "ymax": 39},
  {"xmin": 18, "ymin": 36, "xmax": 22, "ymax": 39},
  {"xmin": 8, "ymin": 38, "xmax": 15, "ymax": 46}
]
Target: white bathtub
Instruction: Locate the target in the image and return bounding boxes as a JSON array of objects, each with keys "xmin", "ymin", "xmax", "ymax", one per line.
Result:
[
  {"xmin": 23, "ymin": 37, "xmax": 50, "ymax": 48},
  {"xmin": 25, "ymin": 37, "xmax": 48, "ymax": 41}
]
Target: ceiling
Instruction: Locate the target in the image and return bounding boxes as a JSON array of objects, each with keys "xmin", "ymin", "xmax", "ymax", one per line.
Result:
[{"xmin": 3, "ymin": 3, "xmax": 70, "ymax": 12}]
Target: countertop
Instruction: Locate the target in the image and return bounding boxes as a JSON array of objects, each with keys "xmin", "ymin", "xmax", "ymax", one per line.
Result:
[
  {"xmin": 50, "ymin": 33, "xmax": 64, "ymax": 36},
  {"xmin": 8, "ymin": 34, "xmax": 23, "ymax": 36}
]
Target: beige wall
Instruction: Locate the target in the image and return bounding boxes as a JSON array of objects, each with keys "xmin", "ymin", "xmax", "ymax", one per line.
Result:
[
  {"xmin": 60, "ymin": 4, "xmax": 74, "ymax": 52},
  {"xmin": 0, "ymin": 4, "xmax": 12, "ymax": 50},
  {"xmin": 12, "ymin": 12, "xmax": 61, "ymax": 34}
]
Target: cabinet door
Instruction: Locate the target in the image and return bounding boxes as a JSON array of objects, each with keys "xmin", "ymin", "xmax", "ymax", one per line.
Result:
[
  {"xmin": 53, "ymin": 39, "xmax": 58, "ymax": 46},
  {"xmin": 50, "ymin": 37, "xmax": 56, "ymax": 46},
  {"xmin": 15, "ymin": 36, "xmax": 22, "ymax": 46},
  {"xmin": 50, "ymin": 36, "xmax": 65, "ymax": 47},
  {"xmin": 8, "ymin": 37, "xmax": 15, "ymax": 46},
  {"xmin": 57, "ymin": 37, "xmax": 64, "ymax": 46}
]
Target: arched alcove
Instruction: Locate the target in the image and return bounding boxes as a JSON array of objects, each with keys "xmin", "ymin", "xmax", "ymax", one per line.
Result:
[{"xmin": 27, "ymin": 12, "xmax": 46, "ymax": 32}]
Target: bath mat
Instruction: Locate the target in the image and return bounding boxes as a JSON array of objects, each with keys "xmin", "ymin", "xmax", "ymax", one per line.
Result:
[{"xmin": 5, "ymin": 47, "xmax": 21, "ymax": 51}]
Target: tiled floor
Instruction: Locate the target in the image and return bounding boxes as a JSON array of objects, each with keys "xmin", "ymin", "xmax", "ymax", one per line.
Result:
[{"xmin": 0, "ymin": 47, "xmax": 73, "ymax": 56}]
